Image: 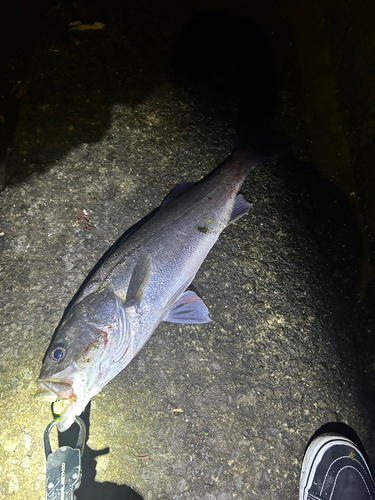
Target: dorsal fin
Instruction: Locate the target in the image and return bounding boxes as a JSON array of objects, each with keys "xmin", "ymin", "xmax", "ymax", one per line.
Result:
[{"xmin": 161, "ymin": 182, "xmax": 195, "ymax": 206}]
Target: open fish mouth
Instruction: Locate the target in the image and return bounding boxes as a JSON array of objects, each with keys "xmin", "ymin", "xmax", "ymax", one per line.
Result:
[{"xmin": 34, "ymin": 379, "xmax": 77, "ymax": 402}]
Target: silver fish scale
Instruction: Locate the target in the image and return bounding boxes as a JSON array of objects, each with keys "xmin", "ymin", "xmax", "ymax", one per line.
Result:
[{"xmin": 35, "ymin": 146, "xmax": 272, "ymax": 431}]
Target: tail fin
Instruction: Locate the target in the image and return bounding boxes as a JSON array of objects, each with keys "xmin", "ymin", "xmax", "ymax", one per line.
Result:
[{"xmin": 234, "ymin": 114, "xmax": 290, "ymax": 164}]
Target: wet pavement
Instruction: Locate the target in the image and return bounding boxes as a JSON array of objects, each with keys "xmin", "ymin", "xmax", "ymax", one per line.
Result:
[{"xmin": 1, "ymin": 0, "xmax": 375, "ymax": 499}]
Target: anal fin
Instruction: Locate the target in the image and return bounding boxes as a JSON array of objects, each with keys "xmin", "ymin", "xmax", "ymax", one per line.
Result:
[{"xmin": 228, "ymin": 194, "xmax": 252, "ymax": 225}]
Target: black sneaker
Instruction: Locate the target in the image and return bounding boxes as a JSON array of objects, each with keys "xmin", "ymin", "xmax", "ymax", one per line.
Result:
[{"xmin": 300, "ymin": 433, "xmax": 375, "ymax": 500}]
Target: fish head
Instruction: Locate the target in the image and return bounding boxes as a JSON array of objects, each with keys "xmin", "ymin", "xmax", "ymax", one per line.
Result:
[{"xmin": 35, "ymin": 287, "xmax": 130, "ymax": 431}]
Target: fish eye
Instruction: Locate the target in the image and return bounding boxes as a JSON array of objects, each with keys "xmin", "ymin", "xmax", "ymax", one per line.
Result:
[{"xmin": 51, "ymin": 345, "xmax": 66, "ymax": 362}]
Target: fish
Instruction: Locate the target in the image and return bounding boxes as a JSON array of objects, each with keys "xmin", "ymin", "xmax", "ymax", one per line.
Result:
[{"xmin": 35, "ymin": 125, "xmax": 286, "ymax": 431}]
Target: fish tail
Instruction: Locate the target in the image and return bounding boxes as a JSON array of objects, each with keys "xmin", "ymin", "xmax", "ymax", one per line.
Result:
[{"xmin": 234, "ymin": 113, "xmax": 289, "ymax": 165}]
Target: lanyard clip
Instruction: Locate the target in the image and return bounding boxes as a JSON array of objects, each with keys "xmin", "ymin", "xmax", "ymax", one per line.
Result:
[{"xmin": 44, "ymin": 417, "xmax": 86, "ymax": 500}]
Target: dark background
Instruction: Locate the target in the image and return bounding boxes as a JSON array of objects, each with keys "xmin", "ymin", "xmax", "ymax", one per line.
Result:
[{"xmin": 1, "ymin": 0, "xmax": 375, "ymax": 498}]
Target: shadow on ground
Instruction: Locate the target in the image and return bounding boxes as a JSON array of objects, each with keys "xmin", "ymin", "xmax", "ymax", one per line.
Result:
[
  {"xmin": 56, "ymin": 405, "xmax": 144, "ymax": 500},
  {"xmin": 3, "ymin": 4, "xmax": 282, "ymax": 185}
]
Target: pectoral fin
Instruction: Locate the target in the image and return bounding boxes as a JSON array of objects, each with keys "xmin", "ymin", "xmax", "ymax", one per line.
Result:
[
  {"xmin": 125, "ymin": 253, "xmax": 152, "ymax": 311},
  {"xmin": 228, "ymin": 194, "xmax": 252, "ymax": 225},
  {"xmin": 164, "ymin": 290, "xmax": 211, "ymax": 324}
]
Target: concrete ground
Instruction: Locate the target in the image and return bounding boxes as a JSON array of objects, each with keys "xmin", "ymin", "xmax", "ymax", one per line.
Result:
[{"xmin": 1, "ymin": 1, "xmax": 375, "ymax": 499}]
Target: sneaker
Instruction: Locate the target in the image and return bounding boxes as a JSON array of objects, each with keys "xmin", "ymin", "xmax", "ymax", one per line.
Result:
[{"xmin": 300, "ymin": 433, "xmax": 375, "ymax": 500}]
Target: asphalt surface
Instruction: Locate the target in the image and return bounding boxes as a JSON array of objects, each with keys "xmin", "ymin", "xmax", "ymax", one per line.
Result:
[{"xmin": 1, "ymin": 1, "xmax": 375, "ymax": 499}]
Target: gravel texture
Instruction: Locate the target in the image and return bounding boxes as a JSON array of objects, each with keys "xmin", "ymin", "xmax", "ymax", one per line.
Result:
[{"xmin": 1, "ymin": 1, "xmax": 374, "ymax": 499}]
